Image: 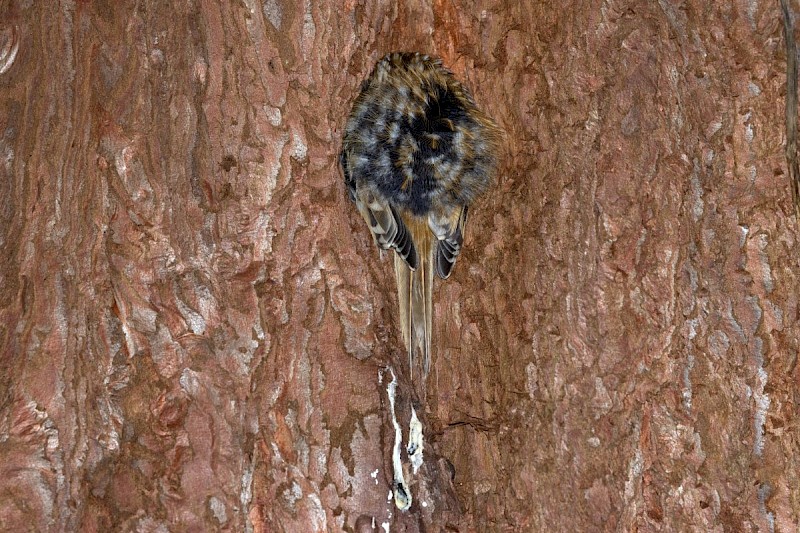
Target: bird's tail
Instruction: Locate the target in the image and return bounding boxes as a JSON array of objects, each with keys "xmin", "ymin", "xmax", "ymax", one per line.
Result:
[{"xmin": 394, "ymin": 218, "xmax": 434, "ymax": 378}]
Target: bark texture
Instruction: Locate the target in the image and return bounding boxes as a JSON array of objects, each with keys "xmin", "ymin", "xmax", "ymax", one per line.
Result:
[{"xmin": 1, "ymin": 0, "xmax": 799, "ymax": 531}]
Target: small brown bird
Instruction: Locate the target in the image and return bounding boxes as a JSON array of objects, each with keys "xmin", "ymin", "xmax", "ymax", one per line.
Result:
[{"xmin": 340, "ymin": 52, "xmax": 501, "ymax": 376}]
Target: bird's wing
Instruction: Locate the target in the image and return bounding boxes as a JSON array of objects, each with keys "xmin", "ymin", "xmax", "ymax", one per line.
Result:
[
  {"xmin": 430, "ymin": 205, "xmax": 468, "ymax": 279},
  {"xmin": 353, "ymin": 187, "xmax": 419, "ymax": 271}
]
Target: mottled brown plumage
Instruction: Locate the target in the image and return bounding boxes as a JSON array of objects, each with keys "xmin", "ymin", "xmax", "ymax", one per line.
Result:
[{"xmin": 340, "ymin": 52, "xmax": 501, "ymax": 377}]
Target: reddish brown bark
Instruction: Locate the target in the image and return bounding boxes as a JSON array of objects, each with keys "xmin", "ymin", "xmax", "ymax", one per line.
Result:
[{"xmin": 0, "ymin": 1, "xmax": 798, "ymax": 531}]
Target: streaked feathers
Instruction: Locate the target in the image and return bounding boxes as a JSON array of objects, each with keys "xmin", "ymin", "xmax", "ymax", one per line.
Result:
[
  {"xmin": 341, "ymin": 52, "xmax": 500, "ymax": 378},
  {"xmin": 432, "ymin": 206, "xmax": 467, "ymax": 280}
]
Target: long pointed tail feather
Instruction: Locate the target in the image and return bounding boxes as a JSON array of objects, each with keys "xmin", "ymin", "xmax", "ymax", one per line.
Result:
[
  {"xmin": 394, "ymin": 253, "xmax": 413, "ymax": 376},
  {"xmin": 394, "ymin": 218, "xmax": 434, "ymax": 377},
  {"xmin": 414, "ymin": 225, "xmax": 433, "ymax": 375}
]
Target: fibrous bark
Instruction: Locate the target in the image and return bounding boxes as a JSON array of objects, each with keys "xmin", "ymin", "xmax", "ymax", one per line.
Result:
[{"xmin": 0, "ymin": 1, "xmax": 798, "ymax": 531}]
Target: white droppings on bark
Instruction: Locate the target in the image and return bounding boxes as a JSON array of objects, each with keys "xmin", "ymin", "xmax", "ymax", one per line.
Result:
[
  {"xmin": 407, "ymin": 407, "xmax": 423, "ymax": 475},
  {"xmin": 384, "ymin": 368, "xmax": 411, "ymax": 511}
]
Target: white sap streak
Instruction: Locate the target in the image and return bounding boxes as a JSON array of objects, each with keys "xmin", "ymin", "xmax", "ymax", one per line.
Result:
[{"xmin": 385, "ymin": 368, "xmax": 411, "ymax": 511}]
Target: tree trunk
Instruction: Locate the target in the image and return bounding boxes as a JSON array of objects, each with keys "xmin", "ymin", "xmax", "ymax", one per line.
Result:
[{"xmin": 1, "ymin": 1, "xmax": 798, "ymax": 531}]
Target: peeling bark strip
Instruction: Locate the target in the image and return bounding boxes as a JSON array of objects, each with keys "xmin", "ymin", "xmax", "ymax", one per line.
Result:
[{"xmin": 782, "ymin": 0, "xmax": 800, "ymax": 218}]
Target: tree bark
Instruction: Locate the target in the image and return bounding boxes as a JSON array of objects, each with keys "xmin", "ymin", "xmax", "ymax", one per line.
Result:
[{"xmin": 0, "ymin": 0, "xmax": 798, "ymax": 531}]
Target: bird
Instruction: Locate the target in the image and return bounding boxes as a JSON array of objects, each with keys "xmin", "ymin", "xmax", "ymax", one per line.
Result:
[{"xmin": 340, "ymin": 51, "xmax": 501, "ymax": 377}]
